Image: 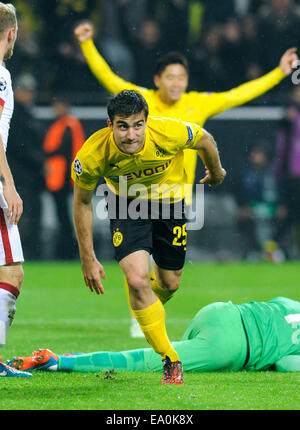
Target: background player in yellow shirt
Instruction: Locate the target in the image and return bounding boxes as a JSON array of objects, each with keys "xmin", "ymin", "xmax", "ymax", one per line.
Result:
[
  {"xmin": 74, "ymin": 22, "xmax": 298, "ymax": 338},
  {"xmin": 71, "ymin": 90, "xmax": 226, "ymax": 384}
]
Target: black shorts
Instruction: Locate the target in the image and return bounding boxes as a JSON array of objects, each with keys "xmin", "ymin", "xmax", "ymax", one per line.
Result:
[{"xmin": 108, "ymin": 197, "xmax": 187, "ymax": 270}]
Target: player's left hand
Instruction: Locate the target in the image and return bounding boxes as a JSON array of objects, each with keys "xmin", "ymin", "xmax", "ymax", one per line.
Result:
[
  {"xmin": 199, "ymin": 167, "xmax": 226, "ymax": 187},
  {"xmin": 279, "ymin": 47, "xmax": 298, "ymax": 76}
]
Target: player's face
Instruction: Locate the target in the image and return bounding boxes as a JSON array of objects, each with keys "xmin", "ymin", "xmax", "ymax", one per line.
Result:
[
  {"xmin": 4, "ymin": 26, "xmax": 17, "ymax": 60},
  {"xmin": 108, "ymin": 112, "xmax": 147, "ymax": 154},
  {"xmin": 154, "ymin": 64, "xmax": 188, "ymax": 104}
]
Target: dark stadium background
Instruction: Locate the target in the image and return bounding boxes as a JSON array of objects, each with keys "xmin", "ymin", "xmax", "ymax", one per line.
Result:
[{"xmin": 5, "ymin": 0, "xmax": 300, "ymax": 261}]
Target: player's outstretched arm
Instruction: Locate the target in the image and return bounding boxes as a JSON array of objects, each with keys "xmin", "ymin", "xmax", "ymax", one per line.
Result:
[
  {"xmin": 73, "ymin": 184, "xmax": 106, "ymax": 295},
  {"xmin": 193, "ymin": 129, "xmax": 226, "ymax": 187},
  {"xmin": 202, "ymin": 47, "xmax": 298, "ymax": 119},
  {"xmin": 74, "ymin": 22, "xmax": 142, "ymax": 95}
]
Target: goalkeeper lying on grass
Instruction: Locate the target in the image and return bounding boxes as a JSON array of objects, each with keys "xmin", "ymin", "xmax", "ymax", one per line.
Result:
[{"xmin": 8, "ymin": 296, "xmax": 300, "ymax": 374}]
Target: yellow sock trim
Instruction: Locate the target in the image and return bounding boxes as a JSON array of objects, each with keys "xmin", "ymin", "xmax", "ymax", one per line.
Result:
[
  {"xmin": 150, "ymin": 270, "xmax": 174, "ymax": 304},
  {"xmin": 132, "ymin": 300, "xmax": 179, "ymax": 362}
]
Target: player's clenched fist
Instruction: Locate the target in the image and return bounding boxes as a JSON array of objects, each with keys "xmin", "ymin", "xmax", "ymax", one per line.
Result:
[
  {"xmin": 279, "ymin": 47, "xmax": 298, "ymax": 76},
  {"xmin": 74, "ymin": 22, "xmax": 94, "ymax": 43},
  {"xmin": 199, "ymin": 167, "xmax": 226, "ymax": 188}
]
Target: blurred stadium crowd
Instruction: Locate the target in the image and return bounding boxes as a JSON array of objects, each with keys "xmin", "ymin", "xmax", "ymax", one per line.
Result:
[
  {"xmin": 4, "ymin": 0, "xmax": 300, "ymax": 262},
  {"xmin": 7, "ymin": 0, "xmax": 300, "ymax": 103}
]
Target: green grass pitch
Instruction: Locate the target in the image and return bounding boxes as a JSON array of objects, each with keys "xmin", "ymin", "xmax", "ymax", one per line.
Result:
[{"xmin": 0, "ymin": 261, "xmax": 299, "ymax": 410}]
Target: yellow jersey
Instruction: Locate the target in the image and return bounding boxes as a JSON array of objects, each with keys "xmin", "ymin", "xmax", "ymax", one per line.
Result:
[
  {"xmin": 80, "ymin": 39, "xmax": 285, "ymax": 124},
  {"xmin": 71, "ymin": 116, "xmax": 203, "ymax": 202},
  {"xmin": 79, "ymin": 39, "xmax": 286, "ymax": 204}
]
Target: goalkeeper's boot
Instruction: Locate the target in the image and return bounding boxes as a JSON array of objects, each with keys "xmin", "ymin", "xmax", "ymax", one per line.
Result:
[
  {"xmin": 161, "ymin": 356, "xmax": 183, "ymax": 385},
  {"xmin": 0, "ymin": 360, "xmax": 32, "ymax": 377},
  {"xmin": 7, "ymin": 348, "xmax": 58, "ymax": 372}
]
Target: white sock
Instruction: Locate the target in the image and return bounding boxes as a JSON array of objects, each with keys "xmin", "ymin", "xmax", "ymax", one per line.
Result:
[{"xmin": 0, "ymin": 288, "xmax": 17, "ymax": 349}]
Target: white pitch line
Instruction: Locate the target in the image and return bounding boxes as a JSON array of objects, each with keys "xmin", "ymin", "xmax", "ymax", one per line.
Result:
[{"xmin": 14, "ymin": 318, "xmax": 191, "ymax": 325}]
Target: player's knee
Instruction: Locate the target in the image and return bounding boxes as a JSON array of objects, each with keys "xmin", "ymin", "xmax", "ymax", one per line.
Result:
[
  {"xmin": 127, "ymin": 273, "xmax": 150, "ymax": 295},
  {"xmin": 0, "ymin": 263, "xmax": 24, "ymax": 290},
  {"xmin": 164, "ymin": 281, "xmax": 180, "ymax": 293},
  {"xmin": 159, "ymin": 271, "xmax": 181, "ymax": 293},
  {"xmin": 14, "ymin": 265, "xmax": 24, "ymax": 290}
]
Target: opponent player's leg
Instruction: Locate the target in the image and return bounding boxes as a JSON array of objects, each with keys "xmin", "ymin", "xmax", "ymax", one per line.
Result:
[
  {"xmin": 0, "ymin": 207, "xmax": 24, "ymax": 353},
  {"xmin": 0, "ymin": 262, "xmax": 31, "ymax": 377},
  {"xmin": 60, "ymin": 336, "xmax": 235, "ymax": 373},
  {"xmin": 8, "ymin": 345, "xmax": 162, "ymax": 373},
  {"xmin": 11, "ymin": 302, "xmax": 248, "ymax": 374},
  {"xmin": 0, "ymin": 262, "xmax": 23, "ymax": 345},
  {"xmin": 0, "ymin": 202, "xmax": 31, "ymax": 376}
]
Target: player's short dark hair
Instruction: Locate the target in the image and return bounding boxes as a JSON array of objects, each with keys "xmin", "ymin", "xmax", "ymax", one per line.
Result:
[
  {"xmin": 155, "ymin": 51, "xmax": 189, "ymax": 76},
  {"xmin": 107, "ymin": 90, "xmax": 149, "ymax": 122}
]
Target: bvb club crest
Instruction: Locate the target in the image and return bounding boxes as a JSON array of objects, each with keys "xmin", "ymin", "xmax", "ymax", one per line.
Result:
[{"xmin": 113, "ymin": 230, "xmax": 123, "ymax": 247}]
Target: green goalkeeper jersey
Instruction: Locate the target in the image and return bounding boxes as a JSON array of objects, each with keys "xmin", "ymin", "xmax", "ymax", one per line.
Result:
[{"xmin": 237, "ymin": 297, "xmax": 300, "ymax": 371}]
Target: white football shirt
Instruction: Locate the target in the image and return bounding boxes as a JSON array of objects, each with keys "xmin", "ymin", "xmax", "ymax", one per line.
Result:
[{"xmin": 0, "ymin": 64, "xmax": 13, "ymax": 151}]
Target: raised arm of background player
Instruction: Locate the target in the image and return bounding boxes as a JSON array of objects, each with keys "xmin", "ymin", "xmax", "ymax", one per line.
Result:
[
  {"xmin": 0, "ymin": 106, "xmax": 22, "ymax": 224},
  {"xmin": 74, "ymin": 22, "xmax": 298, "ymax": 120},
  {"xmin": 72, "ymin": 128, "xmax": 225, "ymax": 295}
]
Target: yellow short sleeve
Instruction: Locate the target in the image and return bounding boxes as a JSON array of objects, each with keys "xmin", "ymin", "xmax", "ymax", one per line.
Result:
[{"xmin": 71, "ymin": 156, "xmax": 100, "ymax": 191}]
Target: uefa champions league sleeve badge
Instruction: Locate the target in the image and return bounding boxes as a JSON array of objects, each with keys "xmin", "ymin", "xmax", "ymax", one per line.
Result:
[
  {"xmin": 74, "ymin": 158, "xmax": 83, "ymax": 176},
  {"xmin": 0, "ymin": 77, "xmax": 7, "ymax": 91}
]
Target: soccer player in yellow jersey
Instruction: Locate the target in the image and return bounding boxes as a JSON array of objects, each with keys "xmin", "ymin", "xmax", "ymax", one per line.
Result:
[
  {"xmin": 71, "ymin": 90, "xmax": 226, "ymax": 384},
  {"xmin": 74, "ymin": 22, "xmax": 298, "ymax": 199},
  {"xmin": 74, "ymin": 22, "xmax": 298, "ymax": 337}
]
